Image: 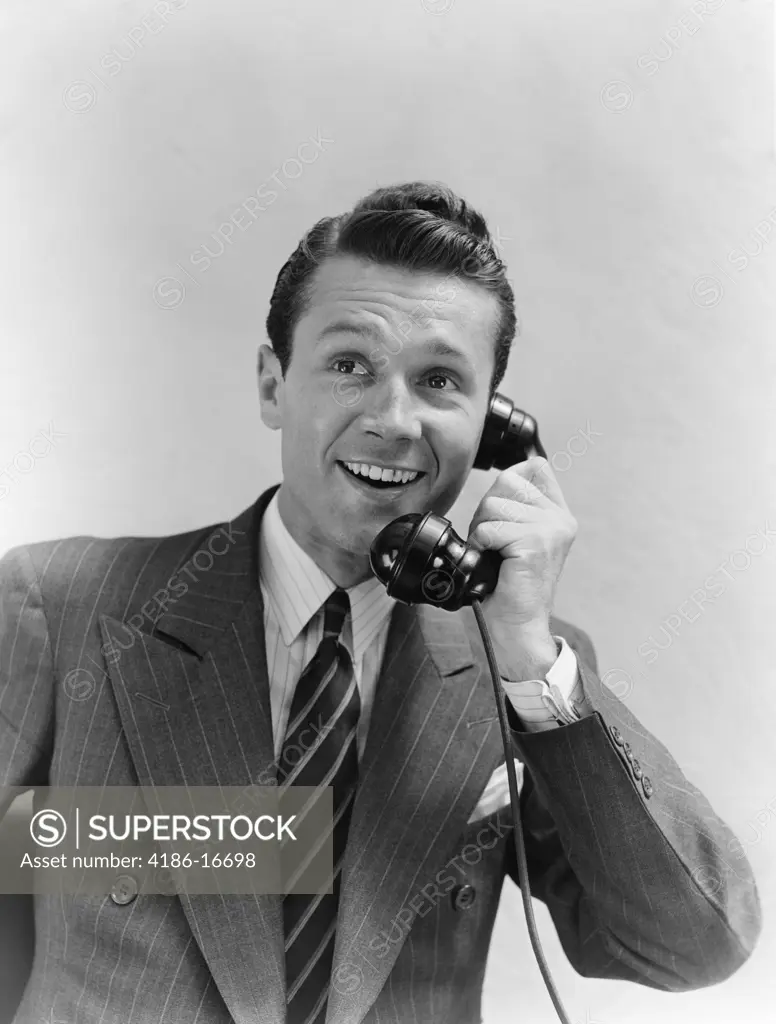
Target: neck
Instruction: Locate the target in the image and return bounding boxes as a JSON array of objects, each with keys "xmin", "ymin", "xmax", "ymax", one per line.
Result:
[{"xmin": 275, "ymin": 485, "xmax": 375, "ymax": 589}]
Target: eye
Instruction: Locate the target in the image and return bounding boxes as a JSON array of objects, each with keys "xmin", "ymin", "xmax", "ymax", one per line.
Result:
[
  {"xmin": 332, "ymin": 358, "xmax": 370, "ymax": 376},
  {"xmin": 424, "ymin": 372, "xmax": 457, "ymax": 390}
]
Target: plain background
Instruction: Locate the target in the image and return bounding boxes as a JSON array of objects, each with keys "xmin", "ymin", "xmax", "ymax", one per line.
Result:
[{"xmin": 1, "ymin": 1, "xmax": 774, "ymax": 1022}]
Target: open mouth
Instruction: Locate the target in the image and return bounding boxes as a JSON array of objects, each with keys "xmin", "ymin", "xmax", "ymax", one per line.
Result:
[{"xmin": 337, "ymin": 461, "xmax": 426, "ymax": 490}]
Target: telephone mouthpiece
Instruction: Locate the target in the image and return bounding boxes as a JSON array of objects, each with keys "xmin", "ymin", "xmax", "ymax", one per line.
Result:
[{"xmin": 369, "ymin": 514, "xmax": 422, "ymax": 585}]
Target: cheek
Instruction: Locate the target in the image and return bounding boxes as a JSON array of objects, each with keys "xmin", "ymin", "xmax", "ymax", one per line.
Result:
[
  {"xmin": 281, "ymin": 384, "xmax": 350, "ymax": 465},
  {"xmin": 433, "ymin": 418, "xmax": 480, "ymax": 474}
]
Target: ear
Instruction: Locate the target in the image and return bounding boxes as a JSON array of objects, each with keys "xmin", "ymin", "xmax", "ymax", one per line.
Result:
[{"xmin": 257, "ymin": 344, "xmax": 283, "ymax": 430}]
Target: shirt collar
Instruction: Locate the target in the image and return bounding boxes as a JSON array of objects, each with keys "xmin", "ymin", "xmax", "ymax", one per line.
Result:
[{"xmin": 258, "ymin": 490, "xmax": 396, "ymax": 664}]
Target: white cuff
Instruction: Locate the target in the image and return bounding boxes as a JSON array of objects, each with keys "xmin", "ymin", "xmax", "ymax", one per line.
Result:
[{"xmin": 500, "ymin": 635, "xmax": 581, "ymax": 727}]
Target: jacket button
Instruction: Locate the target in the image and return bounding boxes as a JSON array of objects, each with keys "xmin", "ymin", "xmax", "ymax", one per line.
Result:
[
  {"xmin": 623, "ymin": 742, "xmax": 633, "ymax": 759},
  {"xmin": 632, "ymin": 758, "xmax": 643, "ymax": 780},
  {"xmin": 452, "ymin": 884, "xmax": 476, "ymax": 911},
  {"xmin": 642, "ymin": 776, "xmax": 654, "ymax": 798},
  {"xmin": 110, "ymin": 874, "xmax": 139, "ymax": 905},
  {"xmin": 610, "ymin": 725, "xmax": 624, "ymax": 746}
]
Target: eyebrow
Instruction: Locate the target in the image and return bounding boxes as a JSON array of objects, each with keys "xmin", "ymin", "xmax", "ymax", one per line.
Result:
[
  {"xmin": 318, "ymin": 321, "xmax": 475, "ymax": 371},
  {"xmin": 318, "ymin": 322, "xmax": 381, "ymax": 342}
]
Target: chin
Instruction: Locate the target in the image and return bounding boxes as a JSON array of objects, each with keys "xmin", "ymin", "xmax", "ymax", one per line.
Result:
[
  {"xmin": 342, "ymin": 523, "xmax": 385, "ymax": 556},
  {"xmin": 324, "ymin": 516, "xmax": 374, "ymax": 555}
]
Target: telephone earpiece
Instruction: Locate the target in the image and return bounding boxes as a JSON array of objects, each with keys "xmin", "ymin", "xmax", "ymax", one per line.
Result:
[
  {"xmin": 473, "ymin": 393, "xmax": 546, "ymax": 470},
  {"xmin": 369, "ymin": 393, "xmax": 544, "ymax": 608}
]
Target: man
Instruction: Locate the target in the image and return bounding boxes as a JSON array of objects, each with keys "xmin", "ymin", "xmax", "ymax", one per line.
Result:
[{"xmin": 0, "ymin": 181, "xmax": 761, "ymax": 1024}]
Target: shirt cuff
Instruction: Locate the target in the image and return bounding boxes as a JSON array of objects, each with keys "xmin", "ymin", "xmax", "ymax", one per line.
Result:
[{"xmin": 500, "ymin": 635, "xmax": 590, "ymax": 731}]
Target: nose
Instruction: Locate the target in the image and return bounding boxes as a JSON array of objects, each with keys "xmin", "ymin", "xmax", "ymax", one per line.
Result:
[{"xmin": 360, "ymin": 378, "xmax": 423, "ymax": 444}]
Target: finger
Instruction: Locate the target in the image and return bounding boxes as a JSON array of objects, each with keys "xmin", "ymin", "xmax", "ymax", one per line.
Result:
[
  {"xmin": 468, "ymin": 497, "xmax": 544, "ymax": 537},
  {"xmin": 501, "ymin": 457, "xmax": 570, "ymax": 512},
  {"xmin": 467, "ymin": 519, "xmax": 535, "ymax": 553}
]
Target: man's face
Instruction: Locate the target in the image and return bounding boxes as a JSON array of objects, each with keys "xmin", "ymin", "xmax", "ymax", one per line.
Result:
[{"xmin": 258, "ymin": 255, "xmax": 500, "ymax": 574}]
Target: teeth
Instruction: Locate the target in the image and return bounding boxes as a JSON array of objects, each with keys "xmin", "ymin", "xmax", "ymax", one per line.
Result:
[{"xmin": 343, "ymin": 462, "xmax": 419, "ymax": 485}]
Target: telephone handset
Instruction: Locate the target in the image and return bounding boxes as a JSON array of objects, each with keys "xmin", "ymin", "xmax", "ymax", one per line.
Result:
[
  {"xmin": 368, "ymin": 394, "xmax": 572, "ymax": 1024},
  {"xmin": 369, "ymin": 392, "xmax": 547, "ymax": 611}
]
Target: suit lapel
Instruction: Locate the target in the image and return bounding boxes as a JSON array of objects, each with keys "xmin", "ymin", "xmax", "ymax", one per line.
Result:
[
  {"xmin": 100, "ymin": 487, "xmax": 288, "ymax": 1024},
  {"xmin": 326, "ymin": 601, "xmax": 505, "ymax": 1024}
]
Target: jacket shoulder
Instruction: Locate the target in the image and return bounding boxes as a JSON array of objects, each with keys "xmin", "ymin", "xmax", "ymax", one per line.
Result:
[{"xmin": 0, "ymin": 520, "xmax": 223, "ymax": 620}]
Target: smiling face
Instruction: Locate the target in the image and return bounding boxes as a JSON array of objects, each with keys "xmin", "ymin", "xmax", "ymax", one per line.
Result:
[{"xmin": 258, "ymin": 255, "xmax": 501, "ymax": 586}]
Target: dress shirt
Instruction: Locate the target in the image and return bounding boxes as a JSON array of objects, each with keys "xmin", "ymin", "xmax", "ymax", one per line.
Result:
[{"xmin": 258, "ymin": 492, "xmax": 590, "ymax": 751}]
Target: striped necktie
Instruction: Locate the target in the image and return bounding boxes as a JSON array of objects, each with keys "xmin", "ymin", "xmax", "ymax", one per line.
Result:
[{"xmin": 279, "ymin": 588, "xmax": 360, "ymax": 1024}]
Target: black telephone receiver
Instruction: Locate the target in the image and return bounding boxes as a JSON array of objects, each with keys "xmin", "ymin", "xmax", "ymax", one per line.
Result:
[{"xmin": 369, "ymin": 393, "xmax": 546, "ymax": 610}]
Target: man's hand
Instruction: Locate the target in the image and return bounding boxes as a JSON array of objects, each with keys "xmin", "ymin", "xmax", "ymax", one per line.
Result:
[{"xmin": 467, "ymin": 457, "xmax": 577, "ymax": 680}]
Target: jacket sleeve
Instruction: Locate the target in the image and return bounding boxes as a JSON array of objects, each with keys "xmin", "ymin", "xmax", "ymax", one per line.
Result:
[
  {"xmin": 0, "ymin": 546, "xmax": 55, "ymax": 821},
  {"xmin": 504, "ymin": 625, "xmax": 762, "ymax": 992}
]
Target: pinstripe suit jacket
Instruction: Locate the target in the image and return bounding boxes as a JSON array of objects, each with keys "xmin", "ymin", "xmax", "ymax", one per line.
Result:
[{"xmin": 0, "ymin": 486, "xmax": 762, "ymax": 1024}]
